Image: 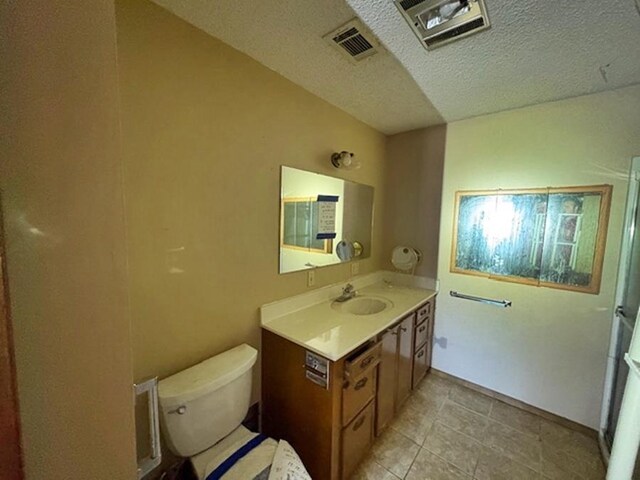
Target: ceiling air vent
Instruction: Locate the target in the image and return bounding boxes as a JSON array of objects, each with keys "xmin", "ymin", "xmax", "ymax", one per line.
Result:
[
  {"xmin": 324, "ymin": 18, "xmax": 380, "ymax": 63},
  {"xmin": 394, "ymin": 0, "xmax": 490, "ymax": 50}
]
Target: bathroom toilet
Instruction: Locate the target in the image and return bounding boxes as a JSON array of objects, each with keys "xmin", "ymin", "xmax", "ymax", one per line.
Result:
[{"xmin": 158, "ymin": 344, "xmax": 277, "ymax": 479}]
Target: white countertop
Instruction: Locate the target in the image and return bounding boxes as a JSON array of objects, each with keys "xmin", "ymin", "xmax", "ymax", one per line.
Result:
[{"xmin": 261, "ymin": 271, "xmax": 437, "ymax": 361}]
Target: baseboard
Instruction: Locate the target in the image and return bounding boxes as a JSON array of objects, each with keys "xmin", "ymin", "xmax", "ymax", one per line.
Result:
[{"xmin": 430, "ymin": 368, "xmax": 598, "ymax": 439}]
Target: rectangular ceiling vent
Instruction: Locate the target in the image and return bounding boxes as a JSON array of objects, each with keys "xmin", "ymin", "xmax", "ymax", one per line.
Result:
[
  {"xmin": 324, "ymin": 18, "xmax": 380, "ymax": 63},
  {"xmin": 394, "ymin": 0, "xmax": 490, "ymax": 50}
]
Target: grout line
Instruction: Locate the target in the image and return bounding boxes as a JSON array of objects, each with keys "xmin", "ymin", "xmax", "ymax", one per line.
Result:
[
  {"xmin": 420, "ymin": 445, "xmax": 476, "ymax": 479},
  {"xmin": 402, "ymin": 448, "xmax": 419, "ymax": 480},
  {"xmin": 481, "ymin": 441, "xmax": 542, "ymax": 474},
  {"xmin": 373, "ymin": 460, "xmax": 400, "ymax": 480},
  {"xmin": 444, "ymin": 396, "xmax": 492, "ymax": 419},
  {"xmin": 431, "ymin": 369, "xmax": 597, "ymax": 439}
]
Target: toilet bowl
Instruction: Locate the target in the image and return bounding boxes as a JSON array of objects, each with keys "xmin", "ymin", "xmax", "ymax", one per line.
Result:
[{"xmin": 158, "ymin": 344, "xmax": 277, "ymax": 479}]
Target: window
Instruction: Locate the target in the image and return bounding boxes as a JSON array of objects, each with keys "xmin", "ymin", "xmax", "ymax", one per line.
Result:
[{"xmin": 451, "ymin": 185, "xmax": 612, "ymax": 294}]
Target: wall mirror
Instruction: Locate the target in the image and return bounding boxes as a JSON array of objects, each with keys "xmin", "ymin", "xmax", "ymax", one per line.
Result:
[
  {"xmin": 279, "ymin": 166, "xmax": 374, "ymax": 274},
  {"xmin": 451, "ymin": 185, "xmax": 612, "ymax": 294}
]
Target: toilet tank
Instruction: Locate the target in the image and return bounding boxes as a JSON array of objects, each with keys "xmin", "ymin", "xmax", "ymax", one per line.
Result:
[{"xmin": 158, "ymin": 344, "xmax": 257, "ymax": 457}]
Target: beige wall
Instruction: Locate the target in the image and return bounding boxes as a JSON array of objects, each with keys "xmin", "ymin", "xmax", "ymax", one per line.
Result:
[
  {"xmin": 114, "ymin": 0, "xmax": 387, "ymax": 396},
  {"xmin": 435, "ymin": 85, "xmax": 640, "ymax": 428},
  {"xmin": 384, "ymin": 126, "xmax": 447, "ymax": 278},
  {"xmin": 0, "ymin": 1, "xmax": 137, "ymax": 478}
]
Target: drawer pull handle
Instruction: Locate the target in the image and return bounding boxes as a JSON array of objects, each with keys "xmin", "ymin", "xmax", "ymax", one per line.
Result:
[
  {"xmin": 360, "ymin": 356, "xmax": 374, "ymax": 369},
  {"xmin": 354, "ymin": 377, "xmax": 368, "ymax": 390},
  {"xmin": 400, "ymin": 326, "xmax": 407, "ymax": 332},
  {"xmin": 419, "ymin": 326, "xmax": 426, "ymax": 333},
  {"xmin": 420, "ymin": 309, "xmax": 427, "ymax": 316},
  {"xmin": 417, "ymin": 350, "xmax": 425, "ymax": 358},
  {"xmin": 353, "ymin": 415, "xmax": 366, "ymax": 431}
]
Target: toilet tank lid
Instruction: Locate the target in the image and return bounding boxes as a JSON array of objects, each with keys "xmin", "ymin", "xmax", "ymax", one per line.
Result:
[{"xmin": 158, "ymin": 344, "xmax": 257, "ymax": 407}]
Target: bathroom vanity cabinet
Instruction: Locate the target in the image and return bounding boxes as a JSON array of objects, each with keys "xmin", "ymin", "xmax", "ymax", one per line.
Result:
[{"xmin": 261, "ymin": 297, "xmax": 435, "ymax": 480}]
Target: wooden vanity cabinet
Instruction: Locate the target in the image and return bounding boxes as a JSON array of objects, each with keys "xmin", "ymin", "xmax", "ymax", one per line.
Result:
[
  {"xmin": 262, "ymin": 330, "xmax": 380, "ymax": 480},
  {"xmin": 375, "ymin": 298, "xmax": 436, "ymax": 435},
  {"xmin": 413, "ymin": 298, "xmax": 435, "ymax": 388},
  {"xmin": 375, "ymin": 313, "xmax": 415, "ymax": 436},
  {"xmin": 396, "ymin": 314, "xmax": 415, "ymax": 407},
  {"xmin": 261, "ymin": 296, "xmax": 436, "ymax": 480},
  {"xmin": 376, "ymin": 324, "xmax": 399, "ymax": 433}
]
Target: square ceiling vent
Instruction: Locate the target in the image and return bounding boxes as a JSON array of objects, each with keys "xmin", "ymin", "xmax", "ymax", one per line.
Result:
[
  {"xmin": 395, "ymin": 0, "xmax": 490, "ymax": 50},
  {"xmin": 324, "ymin": 18, "xmax": 380, "ymax": 63}
]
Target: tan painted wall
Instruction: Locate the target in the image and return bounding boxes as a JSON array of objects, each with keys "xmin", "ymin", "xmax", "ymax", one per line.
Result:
[
  {"xmin": 0, "ymin": 1, "xmax": 137, "ymax": 478},
  {"xmin": 114, "ymin": 1, "xmax": 387, "ymax": 395},
  {"xmin": 384, "ymin": 126, "xmax": 447, "ymax": 278},
  {"xmin": 435, "ymin": 85, "xmax": 640, "ymax": 428}
]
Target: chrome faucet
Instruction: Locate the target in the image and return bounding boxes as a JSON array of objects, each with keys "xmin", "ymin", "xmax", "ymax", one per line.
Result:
[{"xmin": 335, "ymin": 283, "xmax": 357, "ymax": 303}]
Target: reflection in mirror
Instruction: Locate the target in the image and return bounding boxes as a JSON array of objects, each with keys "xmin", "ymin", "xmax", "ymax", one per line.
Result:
[
  {"xmin": 452, "ymin": 185, "xmax": 611, "ymax": 294},
  {"xmin": 539, "ymin": 189, "xmax": 609, "ymax": 291},
  {"xmin": 279, "ymin": 166, "xmax": 374, "ymax": 274},
  {"xmin": 282, "ymin": 199, "xmax": 333, "ymax": 253}
]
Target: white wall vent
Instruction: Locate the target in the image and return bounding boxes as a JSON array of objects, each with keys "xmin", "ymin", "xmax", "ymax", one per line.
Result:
[
  {"xmin": 324, "ymin": 18, "xmax": 380, "ymax": 63},
  {"xmin": 394, "ymin": 0, "xmax": 490, "ymax": 50}
]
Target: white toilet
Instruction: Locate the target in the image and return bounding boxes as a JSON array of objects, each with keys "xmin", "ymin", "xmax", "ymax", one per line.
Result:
[{"xmin": 158, "ymin": 344, "xmax": 277, "ymax": 479}]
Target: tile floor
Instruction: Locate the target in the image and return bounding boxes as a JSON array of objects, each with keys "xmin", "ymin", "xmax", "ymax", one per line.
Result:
[{"xmin": 352, "ymin": 373, "xmax": 606, "ymax": 480}]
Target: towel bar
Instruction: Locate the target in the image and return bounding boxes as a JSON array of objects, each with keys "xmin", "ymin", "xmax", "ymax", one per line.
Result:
[{"xmin": 450, "ymin": 290, "xmax": 512, "ymax": 308}]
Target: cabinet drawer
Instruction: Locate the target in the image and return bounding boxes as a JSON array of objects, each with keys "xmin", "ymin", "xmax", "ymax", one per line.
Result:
[
  {"xmin": 416, "ymin": 300, "xmax": 433, "ymax": 325},
  {"xmin": 412, "ymin": 344, "xmax": 428, "ymax": 389},
  {"xmin": 414, "ymin": 321, "xmax": 429, "ymax": 350},
  {"xmin": 342, "ymin": 400, "xmax": 375, "ymax": 480},
  {"xmin": 345, "ymin": 341, "xmax": 381, "ymax": 378},
  {"xmin": 343, "ymin": 367, "xmax": 376, "ymax": 425}
]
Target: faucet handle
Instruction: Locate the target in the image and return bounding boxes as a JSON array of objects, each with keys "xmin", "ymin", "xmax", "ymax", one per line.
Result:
[{"xmin": 343, "ymin": 283, "xmax": 354, "ymax": 293}]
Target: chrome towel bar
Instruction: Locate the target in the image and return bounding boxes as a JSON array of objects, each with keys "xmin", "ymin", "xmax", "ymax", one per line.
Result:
[{"xmin": 450, "ymin": 290, "xmax": 512, "ymax": 308}]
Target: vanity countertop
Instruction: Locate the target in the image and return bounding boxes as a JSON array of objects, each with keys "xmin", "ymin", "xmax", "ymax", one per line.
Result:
[{"xmin": 261, "ymin": 275, "xmax": 436, "ymax": 361}]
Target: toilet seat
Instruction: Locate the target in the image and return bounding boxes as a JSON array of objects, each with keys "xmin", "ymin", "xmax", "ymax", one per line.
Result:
[{"xmin": 190, "ymin": 426, "xmax": 277, "ymax": 480}]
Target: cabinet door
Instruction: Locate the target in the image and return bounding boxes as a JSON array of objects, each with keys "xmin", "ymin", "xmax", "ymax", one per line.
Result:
[
  {"xmin": 396, "ymin": 314, "xmax": 415, "ymax": 407},
  {"xmin": 342, "ymin": 400, "xmax": 375, "ymax": 480},
  {"xmin": 426, "ymin": 299, "xmax": 436, "ymax": 370},
  {"xmin": 413, "ymin": 344, "xmax": 428, "ymax": 389},
  {"xmin": 375, "ymin": 327, "xmax": 398, "ymax": 435}
]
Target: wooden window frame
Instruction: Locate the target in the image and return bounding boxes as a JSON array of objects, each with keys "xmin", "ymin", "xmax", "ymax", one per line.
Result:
[{"xmin": 450, "ymin": 184, "xmax": 612, "ymax": 294}]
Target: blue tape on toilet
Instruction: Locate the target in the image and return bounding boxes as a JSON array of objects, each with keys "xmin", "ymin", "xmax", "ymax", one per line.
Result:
[{"xmin": 205, "ymin": 434, "xmax": 268, "ymax": 480}]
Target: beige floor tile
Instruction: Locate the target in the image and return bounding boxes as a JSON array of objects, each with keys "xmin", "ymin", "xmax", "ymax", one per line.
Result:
[
  {"xmin": 475, "ymin": 447, "xmax": 540, "ymax": 480},
  {"xmin": 391, "ymin": 394, "xmax": 439, "ymax": 445},
  {"xmin": 416, "ymin": 375, "xmax": 453, "ymax": 404},
  {"xmin": 539, "ymin": 458, "xmax": 583, "ymax": 480},
  {"xmin": 448, "ymin": 384, "xmax": 493, "ymax": 415},
  {"xmin": 422, "ymin": 422, "xmax": 481, "ymax": 475},
  {"xmin": 437, "ymin": 400, "xmax": 489, "ymax": 441},
  {"xmin": 540, "ymin": 419, "xmax": 600, "ymax": 461},
  {"xmin": 405, "ymin": 448, "xmax": 472, "ymax": 480},
  {"xmin": 350, "ymin": 457, "xmax": 401, "ymax": 480},
  {"xmin": 541, "ymin": 443, "xmax": 605, "ymax": 480},
  {"xmin": 483, "ymin": 420, "xmax": 542, "ymax": 471},
  {"xmin": 489, "ymin": 400, "xmax": 541, "ymax": 437},
  {"xmin": 371, "ymin": 427, "xmax": 420, "ymax": 479}
]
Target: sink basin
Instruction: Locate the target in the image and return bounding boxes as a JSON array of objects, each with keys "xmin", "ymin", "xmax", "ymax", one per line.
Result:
[{"xmin": 332, "ymin": 295, "xmax": 393, "ymax": 316}]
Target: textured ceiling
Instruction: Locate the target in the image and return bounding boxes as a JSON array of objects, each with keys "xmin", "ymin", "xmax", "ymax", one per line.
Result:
[
  {"xmin": 347, "ymin": 0, "xmax": 640, "ymax": 121},
  {"xmin": 150, "ymin": 0, "xmax": 640, "ymax": 132},
  {"xmin": 150, "ymin": 0, "xmax": 444, "ymax": 134}
]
